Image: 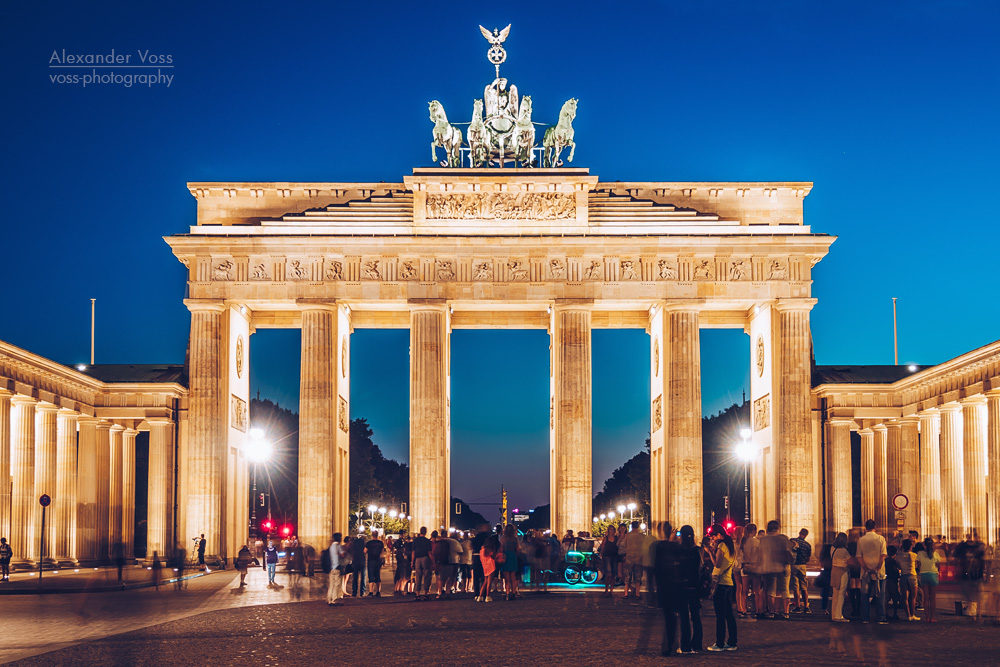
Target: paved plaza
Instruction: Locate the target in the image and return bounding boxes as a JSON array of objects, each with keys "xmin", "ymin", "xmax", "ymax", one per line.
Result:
[{"xmin": 3, "ymin": 565, "xmax": 998, "ymax": 666}]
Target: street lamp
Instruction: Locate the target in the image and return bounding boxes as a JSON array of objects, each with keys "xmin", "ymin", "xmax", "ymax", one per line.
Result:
[
  {"xmin": 627, "ymin": 502, "xmax": 637, "ymax": 522},
  {"xmin": 735, "ymin": 427, "xmax": 754, "ymax": 523},
  {"xmin": 246, "ymin": 428, "xmax": 272, "ymax": 540}
]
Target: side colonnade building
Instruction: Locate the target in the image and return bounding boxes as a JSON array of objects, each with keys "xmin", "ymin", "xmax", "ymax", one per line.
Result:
[
  {"xmin": 814, "ymin": 339, "xmax": 1000, "ymax": 546},
  {"xmin": 0, "ymin": 340, "xmax": 186, "ymax": 568}
]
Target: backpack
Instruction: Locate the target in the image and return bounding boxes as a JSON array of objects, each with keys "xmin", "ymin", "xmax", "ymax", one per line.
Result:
[{"xmin": 321, "ymin": 547, "xmax": 332, "ymax": 574}]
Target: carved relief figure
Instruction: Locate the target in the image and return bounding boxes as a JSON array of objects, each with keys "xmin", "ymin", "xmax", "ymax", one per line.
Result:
[
  {"xmin": 252, "ymin": 263, "xmax": 270, "ymax": 280},
  {"xmin": 754, "ymin": 394, "xmax": 771, "ymax": 431},
  {"xmin": 363, "ymin": 260, "xmax": 381, "ymax": 280},
  {"xmin": 399, "ymin": 261, "xmax": 418, "ymax": 280},
  {"xmin": 756, "ymin": 336, "xmax": 765, "ymax": 377},
  {"xmin": 768, "ymin": 260, "xmax": 788, "ymax": 280},
  {"xmin": 729, "ymin": 260, "xmax": 748, "ymax": 281},
  {"xmin": 508, "ymin": 260, "xmax": 529, "ymax": 281},
  {"xmin": 231, "ymin": 395, "xmax": 248, "ymax": 432},
  {"xmin": 436, "ymin": 260, "xmax": 455, "ymax": 281},
  {"xmin": 620, "ymin": 260, "xmax": 639, "ymax": 280},
  {"xmin": 657, "ymin": 260, "xmax": 676, "ymax": 280},
  {"xmin": 338, "ymin": 396, "xmax": 349, "ymax": 433},
  {"xmin": 652, "ymin": 396, "xmax": 662, "ymax": 433},
  {"xmin": 325, "ymin": 261, "xmax": 344, "ymax": 281},
  {"xmin": 583, "ymin": 260, "xmax": 603, "ymax": 280},
  {"xmin": 653, "ymin": 339, "xmax": 659, "ymax": 377},
  {"xmin": 473, "ymin": 261, "xmax": 493, "ymax": 281},
  {"xmin": 213, "ymin": 260, "xmax": 233, "ymax": 281},
  {"xmin": 425, "ymin": 192, "xmax": 575, "ymax": 220},
  {"xmin": 548, "ymin": 258, "xmax": 565, "ymax": 279},
  {"xmin": 341, "ymin": 337, "xmax": 348, "ymax": 378},
  {"xmin": 289, "ymin": 260, "xmax": 309, "ymax": 280},
  {"xmin": 693, "ymin": 259, "xmax": 715, "ymax": 280}
]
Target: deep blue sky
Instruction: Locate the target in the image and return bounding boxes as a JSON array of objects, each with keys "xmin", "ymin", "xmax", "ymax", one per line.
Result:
[{"xmin": 2, "ymin": 1, "xmax": 998, "ymax": 510}]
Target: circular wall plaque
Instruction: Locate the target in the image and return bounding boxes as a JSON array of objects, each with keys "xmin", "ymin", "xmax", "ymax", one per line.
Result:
[
  {"xmin": 756, "ymin": 335, "xmax": 765, "ymax": 377},
  {"xmin": 236, "ymin": 335, "xmax": 244, "ymax": 379}
]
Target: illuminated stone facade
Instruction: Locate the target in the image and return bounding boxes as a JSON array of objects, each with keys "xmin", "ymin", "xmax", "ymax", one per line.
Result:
[{"xmin": 168, "ymin": 168, "xmax": 833, "ymax": 550}]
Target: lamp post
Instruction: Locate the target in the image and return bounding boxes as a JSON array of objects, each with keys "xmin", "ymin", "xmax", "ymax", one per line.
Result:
[
  {"xmin": 246, "ymin": 428, "xmax": 273, "ymax": 541},
  {"xmin": 627, "ymin": 502, "xmax": 637, "ymax": 522},
  {"xmin": 735, "ymin": 427, "xmax": 754, "ymax": 523}
]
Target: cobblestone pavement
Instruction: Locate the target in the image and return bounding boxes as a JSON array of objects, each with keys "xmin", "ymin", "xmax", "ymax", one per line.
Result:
[{"xmin": 5, "ymin": 570, "xmax": 1000, "ymax": 667}]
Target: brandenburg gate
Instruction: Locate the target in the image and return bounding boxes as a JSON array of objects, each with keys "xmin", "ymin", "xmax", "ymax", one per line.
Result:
[{"xmin": 165, "ymin": 169, "xmax": 833, "ymax": 559}]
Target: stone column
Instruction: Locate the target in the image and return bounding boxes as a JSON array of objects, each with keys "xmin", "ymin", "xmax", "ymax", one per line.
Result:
[
  {"xmin": 939, "ymin": 403, "xmax": 965, "ymax": 542},
  {"xmin": 773, "ymin": 301, "xmax": 816, "ymax": 537},
  {"xmin": 54, "ymin": 409, "xmax": 78, "ymax": 564},
  {"xmin": 899, "ymin": 417, "xmax": 920, "ymax": 535},
  {"xmin": 550, "ymin": 304, "xmax": 593, "ymax": 538},
  {"xmin": 95, "ymin": 421, "xmax": 112, "ymax": 562},
  {"xmin": 961, "ymin": 397, "xmax": 987, "ymax": 541},
  {"xmin": 298, "ymin": 306, "xmax": 338, "ymax": 551},
  {"xmin": 0, "ymin": 391, "xmax": 11, "ymax": 547},
  {"xmin": 122, "ymin": 428, "xmax": 138, "ymax": 560},
  {"xmin": 410, "ymin": 303, "xmax": 450, "ymax": 534},
  {"xmin": 185, "ymin": 302, "xmax": 226, "ymax": 560},
  {"xmin": 859, "ymin": 429, "xmax": 875, "ymax": 527},
  {"xmin": 108, "ymin": 425, "xmax": 124, "ymax": 557},
  {"xmin": 76, "ymin": 417, "xmax": 99, "ymax": 564},
  {"xmin": 918, "ymin": 409, "xmax": 942, "ymax": 539},
  {"xmin": 146, "ymin": 419, "xmax": 175, "ymax": 562},
  {"xmin": 885, "ymin": 421, "xmax": 902, "ymax": 506},
  {"xmin": 663, "ymin": 305, "xmax": 702, "ymax": 529},
  {"xmin": 986, "ymin": 391, "xmax": 1000, "ymax": 548},
  {"xmin": 34, "ymin": 403, "xmax": 58, "ymax": 563},
  {"xmin": 10, "ymin": 396, "xmax": 37, "ymax": 568},
  {"xmin": 826, "ymin": 419, "xmax": 853, "ymax": 535},
  {"xmin": 872, "ymin": 425, "xmax": 889, "ymax": 534}
]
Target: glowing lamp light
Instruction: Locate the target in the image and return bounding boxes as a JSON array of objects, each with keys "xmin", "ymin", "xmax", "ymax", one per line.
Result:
[
  {"xmin": 599, "ymin": 513, "xmax": 607, "ymax": 520},
  {"xmin": 608, "ymin": 511, "xmax": 616, "ymax": 520},
  {"xmin": 617, "ymin": 505, "xmax": 626, "ymax": 514},
  {"xmin": 593, "ymin": 517, "xmax": 599, "ymax": 523},
  {"xmin": 735, "ymin": 439, "xmax": 755, "ymax": 462},
  {"xmin": 389, "ymin": 510, "xmax": 398, "ymax": 518},
  {"xmin": 246, "ymin": 428, "xmax": 272, "ymax": 463},
  {"xmin": 908, "ymin": 364, "xmax": 918, "ymax": 372},
  {"xmin": 76, "ymin": 364, "xmax": 87, "ymax": 371},
  {"xmin": 640, "ymin": 523, "xmax": 647, "ymax": 531},
  {"xmin": 367, "ymin": 504, "xmax": 377, "ymax": 513},
  {"xmin": 378, "ymin": 507, "xmax": 386, "ymax": 514},
  {"xmin": 281, "ymin": 525, "xmax": 291, "ymax": 536},
  {"xmin": 627, "ymin": 502, "xmax": 636, "ymax": 511}
]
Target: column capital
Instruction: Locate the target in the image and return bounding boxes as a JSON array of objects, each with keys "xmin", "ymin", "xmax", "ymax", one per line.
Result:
[
  {"xmin": 918, "ymin": 407, "xmax": 940, "ymax": 417},
  {"xmin": 828, "ymin": 417, "xmax": 856, "ymax": 427},
  {"xmin": 772, "ymin": 298, "xmax": 818, "ymax": 313},
  {"xmin": 77, "ymin": 415, "xmax": 101, "ymax": 427},
  {"xmin": 939, "ymin": 402, "xmax": 962, "ymax": 415},
  {"xmin": 146, "ymin": 417, "xmax": 175, "ymax": 426},
  {"xmin": 872, "ymin": 423, "xmax": 888, "ymax": 434},
  {"xmin": 109, "ymin": 423, "xmax": 125, "ymax": 433},
  {"xmin": 984, "ymin": 389, "xmax": 1000, "ymax": 400},
  {"xmin": 57, "ymin": 407, "xmax": 79, "ymax": 419},
  {"xmin": 296, "ymin": 299, "xmax": 340, "ymax": 313},
  {"xmin": 0, "ymin": 388, "xmax": 13, "ymax": 399},
  {"xmin": 960, "ymin": 395, "xmax": 988, "ymax": 408},
  {"xmin": 407, "ymin": 299, "xmax": 449, "ymax": 313},
  {"xmin": 899, "ymin": 415, "xmax": 921, "ymax": 425},
  {"xmin": 183, "ymin": 299, "xmax": 227, "ymax": 313},
  {"xmin": 660, "ymin": 300, "xmax": 704, "ymax": 314},
  {"xmin": 552, "ymin": 299, "xmax": 594, "ymax": 312},
  {"xmin": 859, "ymin": 427, "xmax": 874, "ymax": 436},
  {"xmin": 34, "ymin": 401, "xmax": 59, "ymax": 414},
  {"xmin": 123, "ymin": 427, "xmax": 140, "ymax": 438},
  {"xmin": 10, "ymin": 395, "xmax": 37, "ymax": 407},
  {"xmin": 95, "ymin": 420, "xmax": 113, "ymax": 431}
]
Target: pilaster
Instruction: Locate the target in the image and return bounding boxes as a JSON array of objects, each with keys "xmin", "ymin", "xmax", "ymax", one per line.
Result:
[
  {"xmin": 859, "ymin": 428, "xmax": 875, "ymax": 527},
  {"xmin": 872, "ymin": 424, "xmax": 889, "ymax": 535},
  {"xmin": 0, "ymin": 391, "xmax": 11, "ymax": 550},
  {"xmin": 122, "ymin": 428, "xmax": 138, "ymax": 560},
  {"xmin": 410, "ymin": 303, "xmax": 451, "ymax": 534},
  {"xmin": 663, "ymin": 303, "xmax": 702, "ymax": 529},
  {"xmin": 938, "ymin": 403, "xmax": 965, "ymax": 542},
  {"xmin": 146, "ymin": 418, "xmax": 175, "ymax": 562},
  {"xmin": 550, "ymin": 303, "xmax": 593, "ymax": 537},
  {"xmin": 298, "ymin": 305, "xmax": 339, "ymax": 551},
  {"xmin": 826, "ymin": 419, "xmax": 853, "ymax": 536},
  {"xmin": 961, "ymin": 396, "xmax": 987, "ymax": 541},
  {"xmin": 986, "ymin": 391, "xmax": 1000, "ymax": 547},
  {"xmin": 898, "ymin": 417, "xmax": 920, "ymax": 535},
  {"xmin": 54, "ymin": 409, "xmax": 78, "ymax": 564},
  {"xmin": 10, "ymin": 395, "xmax": 37, "ymax": 568},
  {"xmin": 76, "ymin": 417, "xmax": 100, "ymax": 564},
  {"xmin": 773, "ymin": 299, "xmax": 816, "ymax": 537}
]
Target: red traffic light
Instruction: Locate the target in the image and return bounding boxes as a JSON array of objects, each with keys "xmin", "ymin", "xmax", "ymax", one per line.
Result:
[
  {"xmin": 261, "ymin": 520, "xmax": 273, "ymax": 531},
  {"xmin": 281, "ymin": 525, "xmax": 291, "ymax": 536},
  {"xmin": 725, "ymin": 521, "xmax": 734, "ymax": 532}
]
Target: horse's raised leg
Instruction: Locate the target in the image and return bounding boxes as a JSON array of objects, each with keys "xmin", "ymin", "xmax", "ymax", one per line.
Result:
[{"xmin": 567, "ymin": 139, "xmax": 576, "ymax": 163}]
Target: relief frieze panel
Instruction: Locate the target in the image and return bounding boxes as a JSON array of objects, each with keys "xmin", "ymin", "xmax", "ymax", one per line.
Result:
[{"xmin": 425, "ymin": 192, "xmax": 576, "ymax": 220}]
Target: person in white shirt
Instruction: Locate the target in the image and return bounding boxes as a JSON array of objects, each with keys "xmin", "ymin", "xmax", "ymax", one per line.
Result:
[
  {"xmin": 327, "ymin": 533, "xmax": 344, "ymax": 606},
  {"xmin": 856, "ymin": 519, "xmax": 888, "ymax": 624}
]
